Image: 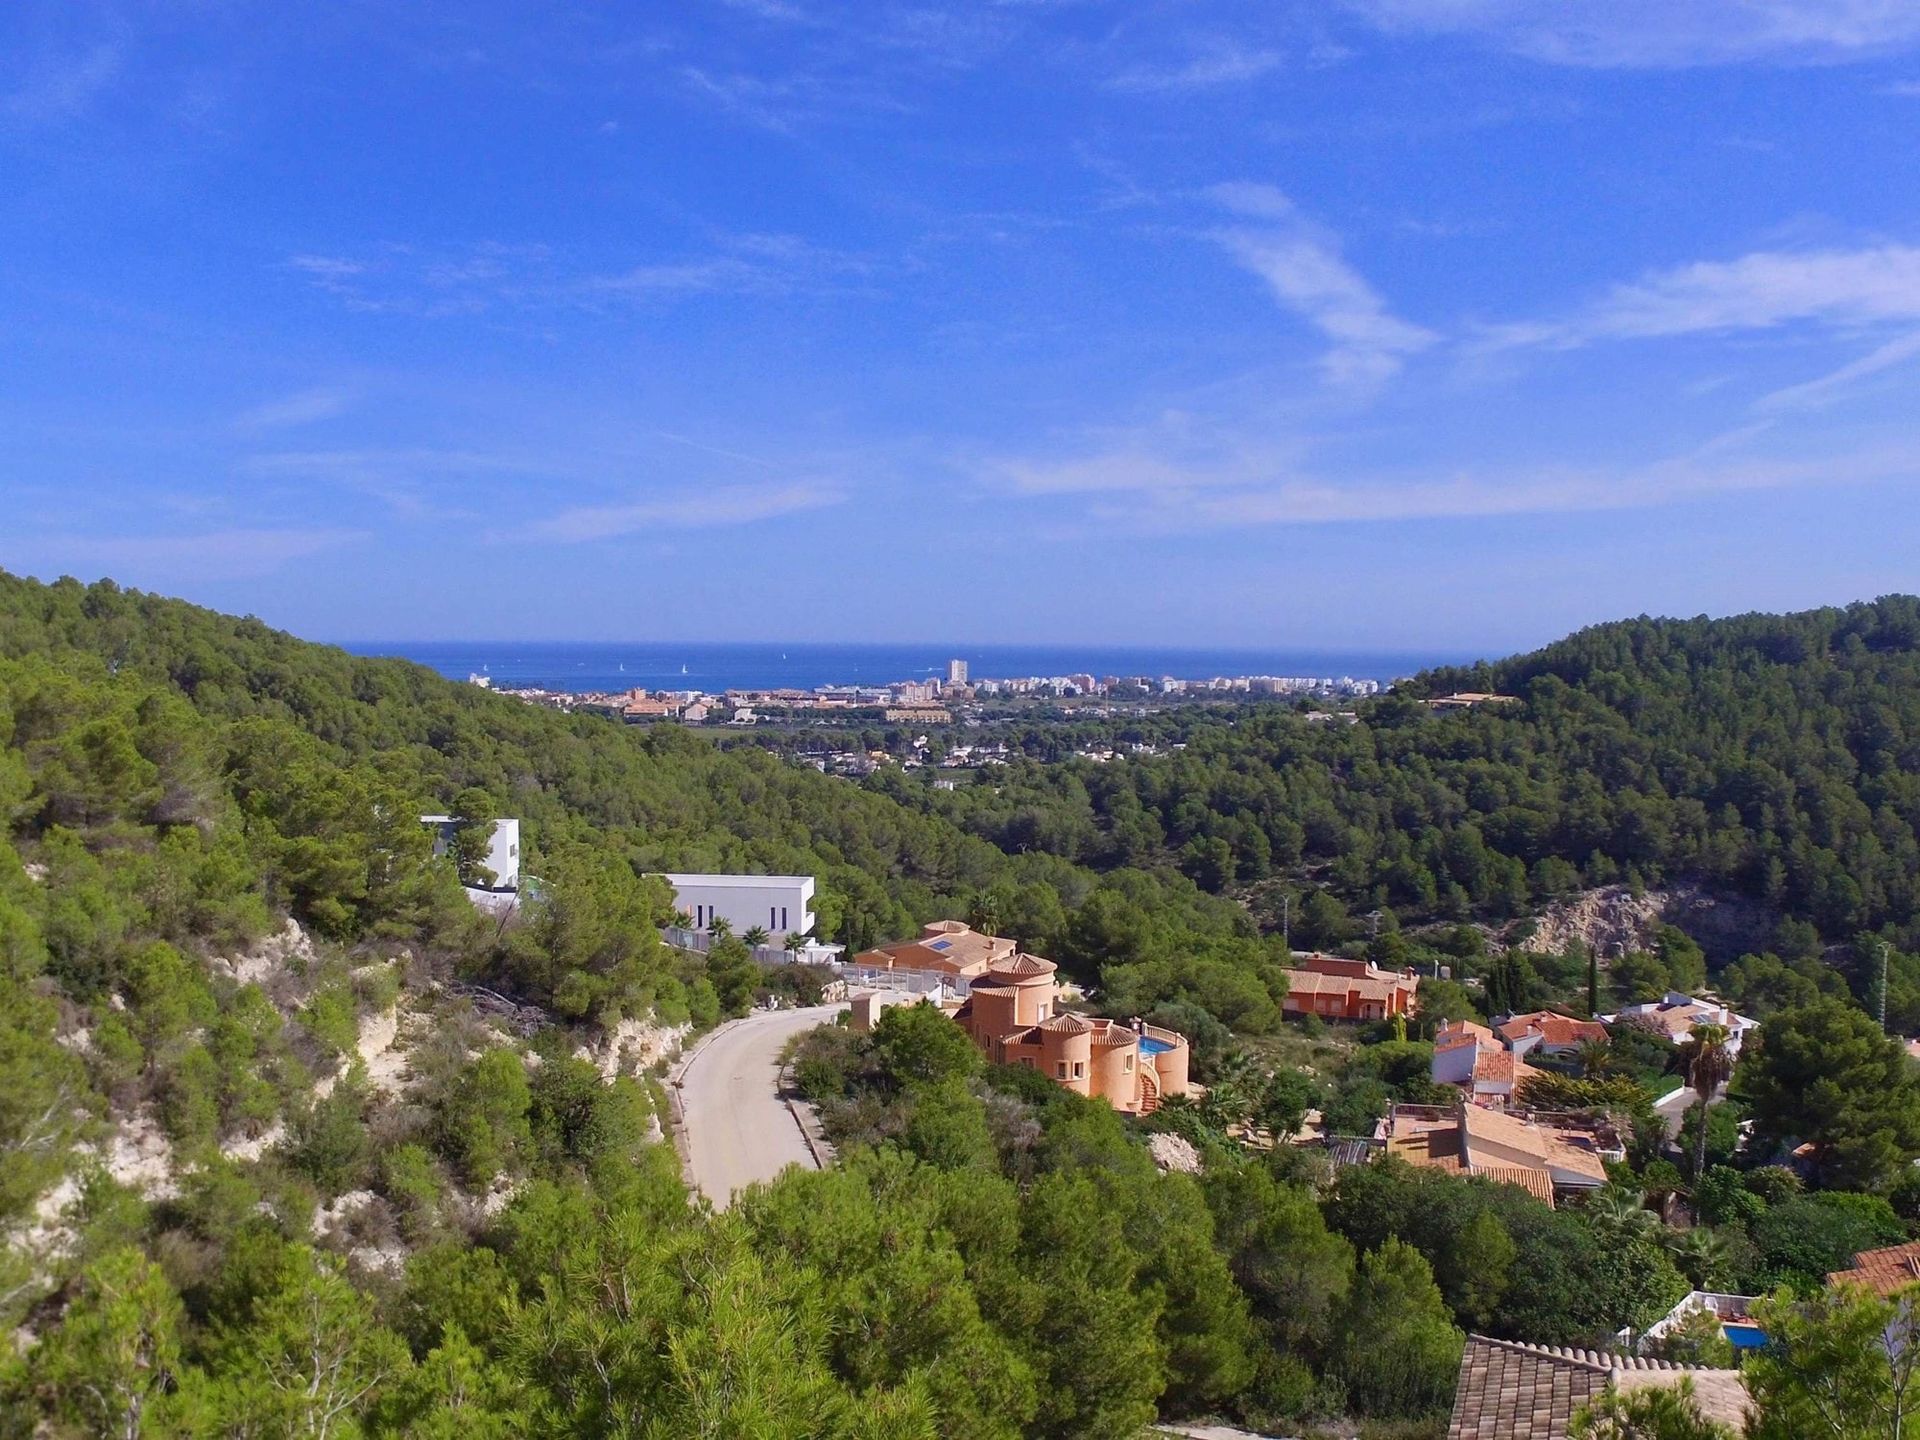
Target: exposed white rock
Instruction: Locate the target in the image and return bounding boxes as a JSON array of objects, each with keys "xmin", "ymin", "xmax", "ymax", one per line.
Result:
[
  {"xmin": 314, "ymin": 1003, "xmax": 409, "ymax": 1101},
  {"xmin": 1148, "ymin": 1132, "xmax": 1202, "ymax": 1175},
  {"xmin": 356, "ymin": 1005, "xmax": 408, "ymax": 1097},
  {"xmin": 100, "ymin": 1108, "xmax": 179, "ymax": 1200},
  {"xmin": 575, "ymin": 1017, "xmax": 691, "ymax": 1083},
  {"xmin": 221, "ymin": 1120, "xmax": 286, "ymax": 1164},
  {"xmin": 313, "ymin": 1188, "xmax": 378, "ymax": 1239},
  {"xmin": 348, "ymin": 1241, "xmax": 410, "ymax": 1274},
  {"xmin": 210, "ymin": 916, "xmax": 315, "ymax": 987}
]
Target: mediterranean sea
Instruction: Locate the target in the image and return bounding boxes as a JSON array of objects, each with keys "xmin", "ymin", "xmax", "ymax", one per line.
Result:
[{"xmin": 339, "ymin": 641, "xmax": 1473, "ymax": 695}]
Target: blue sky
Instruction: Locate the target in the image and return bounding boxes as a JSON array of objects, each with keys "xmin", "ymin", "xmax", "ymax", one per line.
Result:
[{"xmin": 4, "ymin": 1, "xmax": 1920, "ymax": 654}]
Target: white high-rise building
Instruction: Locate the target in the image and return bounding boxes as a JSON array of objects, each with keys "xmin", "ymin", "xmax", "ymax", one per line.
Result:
[{"xmin": 947, "ymin": 658, "xmax": 969, "ymax": 685}]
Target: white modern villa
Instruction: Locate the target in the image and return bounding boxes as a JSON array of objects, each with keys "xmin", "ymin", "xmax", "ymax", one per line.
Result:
[
  {"xmin": 662, "ymin": 872, "xmax": 817, "ymax": 936},
  {"xmin": 421, "ymin": 815, "xmax": 521, "ymax": 892}
]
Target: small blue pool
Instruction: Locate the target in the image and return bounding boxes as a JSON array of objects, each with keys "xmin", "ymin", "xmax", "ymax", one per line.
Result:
[
  {"xmin": 1139, "ymin": 1035, "xmax": 1176, "ymax": 1055},
  {"xmin": 1723, "ymin": 1325, "xmax": 1768, "ymax": 1350}
]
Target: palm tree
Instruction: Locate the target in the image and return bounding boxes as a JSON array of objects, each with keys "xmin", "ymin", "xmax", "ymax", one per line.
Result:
[
  {"xmin": 1575, "ymin": 1038, "xmax": 1615, "ymax": 1080},
  {"xmin": 967, "ymin": 894, "xmax": 1002, "ymax": 938},
  {"xmin": 783, "ymin": 932, "xmax": 807, "ymax": 961},
  {"xmin": 742, "ymin": 925, "xmax": 771, "ymax": 949},
  {"xmin": 708, "ymin": 915, "xmax": 734, "ymax": 940},
  {"xmin": 1673, "ymin": 1022, "xmax": 1734, "ymax": 1179},
  {"xmin": 1665, "ymin": 1226, "xmax": 1733, "ymax": 1290},
  {"xmin": 1584, "ymin": 1185, "xmax": 1659, "ymax": 1240}
]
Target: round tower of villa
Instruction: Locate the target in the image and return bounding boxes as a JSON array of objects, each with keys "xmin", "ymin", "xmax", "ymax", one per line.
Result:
[
  {"xmin": 1036, "ymin": 1014, "xmax": 1094, "ymax": 1095},
  {"xmin": 1089, "ymin": 1030, "xmax": 1137, "ymax": 1107},
  {"xmin": 982, "ymin": 952, "xmax": 1058, "ymax": 1029},
  {"xmin": 1147, "ymin": 1031, "xmax": 1190, "ymax": 1094}
]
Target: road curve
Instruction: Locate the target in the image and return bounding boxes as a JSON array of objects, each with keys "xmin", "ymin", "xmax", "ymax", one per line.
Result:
[{"xmin": 673, "ymin": 1003, "xmax": 842, "ymax": 1209}]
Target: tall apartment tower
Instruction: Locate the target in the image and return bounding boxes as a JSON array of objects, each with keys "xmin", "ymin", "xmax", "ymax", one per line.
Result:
[{"xmin": 947, "ymin": 658, "xmax": 969, "ymax": 685}]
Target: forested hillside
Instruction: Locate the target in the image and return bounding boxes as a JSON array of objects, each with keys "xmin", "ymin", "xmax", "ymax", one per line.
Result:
[
  {"xmin": 898, "ymin": 597, "xmax": 1920, "ymax": 964},
  {"xmin": 0, "ymin": 570, "xmax": 1302, "ymax": 1437},
  {"xmin": 7, "ymin": 572, "xmax": 1920, "ymax": 1437}
]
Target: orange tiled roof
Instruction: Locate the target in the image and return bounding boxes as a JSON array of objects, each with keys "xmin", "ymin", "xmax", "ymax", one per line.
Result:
[
  {"xmin": 1459, "ymin": 1103, "xmax": 1609, "ymax": 1184},
  {"xmin": 1499, "ymin": 1011, "xmax": 1609, "ymax": 1047},
  {"xmin": 1386, "ymin": 1121, "xmax": 1558, "ymax": 1207},
  {"xmin": 853, "ymin": 941, "xmax": 984, "ymax": 977},
  {"xmin": 1284, "ymin": 968, "xmax": 1418, "ymax": 1002},
  {"xmin": 1473, "ymin": 1050, "xmax": 1516, "ymax": 1083},
  {"xmin": 990, "ymin": 953, "xmax": 1059, "ymax": 979},
  {"xmin": 1437, "ymin": 1020, "xmax": 1497, "ymax": 1052},
  {"xmin": 1036, "ymin": 1013, "xmax": 1093, "ymax": 1035},
  {"xmin": 1829, "ymin": 1241, "xmax": 1920, "ymax": 1297},
  {"xmin": 1447, "ymin": 1336, "xmax": 1748, "ymax": 1439}
]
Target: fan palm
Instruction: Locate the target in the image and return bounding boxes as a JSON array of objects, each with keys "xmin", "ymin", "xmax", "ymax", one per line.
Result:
[
  {"xmin": 1575, "ymin": 1038, "xmax": 1615, "ymax": 1080},
  {"xmin": 1673, "ymin": 1023, "xmax": 1734, "ymax": 1179},
  {"xmin": 1584, "ymin": 1185, "xmax": 1659, "ymax": 1239},
  {"xmin": 742, "ymin": 925, "xmax": 770, "ymax": 948},
  {"xmin": 1665, "ymin": 1226, "xmax": 1734, "ymax": 1290}
]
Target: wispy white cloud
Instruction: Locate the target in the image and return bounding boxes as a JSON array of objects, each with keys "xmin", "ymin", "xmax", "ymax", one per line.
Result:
[
  {"xmin": 995, "ymin": 432, "xmax": 1920, "ymax": 532},
  {"xmin": 1207, "ymin": 183, "xmax": 1436, "ymax": 386},
  {"xmin": 0, "ymin": 527, "xmax": 363, "ymax": 583},
  {"xmin": 239, "ymin": 447, "xmax": 523, "ymax": 519},
  {"xmin": 680, "ymin": 66, "xmax": 810, "ymax": 132},
  {"xmin": 5, "ymin": 43, "xmax": 122, "ymax": 123},
  {"xmin": 1109, "ymin": 41, "xmax": 1283, "ymax": 93},
  {"xmin": 528, "ymin": 482, "xmax": 846, "ymax": 542},
  {"xmin": 286, "ymin": 254, "xmax": 368, "ymax": 283},
  {"xmin": 286, "ymin": 233, "xmax": 872, "ymax": 314},
  {"xmin": 1490, "ymin": 244, "xmax": 1920, "ymax": 348},
  {"xmin": 232, "ymin": 387, "xmax": 353, "ymax": 431},
  {"xmin": 1343, "ymin": 0, "xmax": 1920, "ymax": 68},
  {"xmin": 1756, "ymin": 328, "xmax": 1920, "ymax": 409}
]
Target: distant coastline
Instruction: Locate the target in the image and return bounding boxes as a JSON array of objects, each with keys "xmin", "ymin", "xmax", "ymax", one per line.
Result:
[{"xmin": 341, "ymin": 640, "xmax": 1471, "ymax": 696}]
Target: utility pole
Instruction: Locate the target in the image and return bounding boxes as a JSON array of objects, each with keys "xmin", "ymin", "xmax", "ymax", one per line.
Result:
[
  {"xmin": 1879, "ymin": 939, "xmax": 1891, "ymax": 1034},
  {"xmin": 1281, "ymin": 893, "xmax": 1291, "ymax": 954}
]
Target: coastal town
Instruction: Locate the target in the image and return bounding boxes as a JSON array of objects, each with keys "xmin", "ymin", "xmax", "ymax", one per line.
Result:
[{"xmin": 466, "ymin": 656, "xmax": 1386, "ymax": 729}]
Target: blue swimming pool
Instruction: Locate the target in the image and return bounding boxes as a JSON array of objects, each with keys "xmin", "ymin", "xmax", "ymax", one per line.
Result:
[
  {"xmin": 1139, "ymin": 1036, "xmax": 1176, "ymax": 1055},
  {"xmin": 1724, "ymin": 1324, "xmax": 1768, "ymax": 1350}
]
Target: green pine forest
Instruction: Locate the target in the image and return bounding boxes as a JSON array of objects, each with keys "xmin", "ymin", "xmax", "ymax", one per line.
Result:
[{"xmin": 5, "ymin": 569, "xmax": 1920, "ymax": 1437}]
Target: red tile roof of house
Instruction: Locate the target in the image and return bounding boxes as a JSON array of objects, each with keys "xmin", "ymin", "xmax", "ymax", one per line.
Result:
[
  {"xmin": 1284, "ymin": 967, "xmax": 1418, "ymax": 1003},
  {"xmin": 1499, "ymin": 1011, "xmax": 1609, "ymax": 1047},
  {"xmin": 1437, "ymin": 1020, "xmax": 1497, "ymax": 1052},
  {"xmin": 1447, "ymin": 1336, "xmax": 1748, "ymax": 1439},
  {"xmin": 1036, "ymin": 1013, "xmax": 1093, "ymax": 1035},
  {"xmin": 1473, "ymin": 1050, "xmax": 1517, "ymax": 1083},
  {"xmin": 991, "ymin": 953, "xmax": 1059, "ymax": 979},
  {"xmin": 1828, "ymin": 1241, "xmax": 1920, "ymax": 1297}
]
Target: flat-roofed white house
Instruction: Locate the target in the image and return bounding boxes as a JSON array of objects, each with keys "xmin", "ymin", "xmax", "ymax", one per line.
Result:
[
  {"xmin": 661, "ymin": 873, "xmax": 817, "ymax": 939},
  {"xmin": 421, "ymin": 815, "xmax": 521, "ymax": 893}
]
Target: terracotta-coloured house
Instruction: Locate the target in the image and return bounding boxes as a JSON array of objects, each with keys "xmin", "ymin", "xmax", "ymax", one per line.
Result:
[
  {"xmin": 952, "ymin": 948, "xmax": 1189, "ymax": 1114},
  {"xmin": 1496, "ymin": 1010, "xmax": 1609, "ymax": 1058},
  {"xmin": 1280, "ymin": 953, "xmax": 1420, "ymax": 1022},
  {"xmin": 844, "ymin": 920, "xmax": 1016, "ymax": 996}
]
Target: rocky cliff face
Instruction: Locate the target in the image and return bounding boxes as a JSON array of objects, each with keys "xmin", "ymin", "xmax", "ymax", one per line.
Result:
[{"xmin": 1514, "ymin": 882, "xmax": 1773, "ymax": 961}]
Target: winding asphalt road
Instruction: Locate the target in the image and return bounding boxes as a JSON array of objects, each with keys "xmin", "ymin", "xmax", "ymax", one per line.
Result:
[{"xmin": 673, "ymin": 1003, "xmax": 842, "ymax": 1209}]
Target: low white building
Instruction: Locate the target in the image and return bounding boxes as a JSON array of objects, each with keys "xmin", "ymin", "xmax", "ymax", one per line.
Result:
[
  {"xmin": 1605, "ymin": 992, "xmax": 1759, "ymax": 1056},
  {"xmin": 421, "ymin": 815, "xmax": 520, "ymax": 893},
  {"xmin": 660, "ymin": 872, "xmax": 817, "ymax": 939}
]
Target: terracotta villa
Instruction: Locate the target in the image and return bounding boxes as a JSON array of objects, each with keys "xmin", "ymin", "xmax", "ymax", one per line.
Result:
[{"xmin": 849, "ymin": 921, "xmax": 1190, "ymax": 1114}]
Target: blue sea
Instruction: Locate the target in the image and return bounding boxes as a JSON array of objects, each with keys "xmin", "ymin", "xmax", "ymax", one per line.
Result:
[{"xmin": 340, "ymin": 641, "xmax": 1470, "ymax": 695}]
